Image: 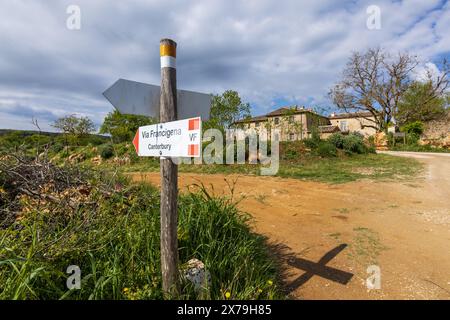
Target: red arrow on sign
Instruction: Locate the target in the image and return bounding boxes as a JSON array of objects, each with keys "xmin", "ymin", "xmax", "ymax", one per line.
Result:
[{"xmin": 132, "ymin": 130, "xmax": 139, "ymax": 154}]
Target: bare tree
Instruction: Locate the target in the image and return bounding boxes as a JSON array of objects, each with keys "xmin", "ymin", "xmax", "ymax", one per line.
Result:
[
  {"xmin": 416, "ymin": 58, "xmax": 450, "ymax": 108},
  {"xmin": 31, "ymin": 117, "xmax": 42, "ymax": 156},
  {"xmin": 329, "ymin": 48, "xmax": 448, "ymax": 132}
]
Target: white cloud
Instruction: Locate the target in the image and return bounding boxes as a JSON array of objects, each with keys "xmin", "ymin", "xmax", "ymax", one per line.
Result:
[{"xmin": 412, "ymin": 62, "xmax": 443, "ymax": 83}]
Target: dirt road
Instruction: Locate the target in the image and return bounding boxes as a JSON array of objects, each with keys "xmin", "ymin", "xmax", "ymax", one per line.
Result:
[{"xmin": 132, "ymin": 152, "xmax": 450, "ymax": 299}]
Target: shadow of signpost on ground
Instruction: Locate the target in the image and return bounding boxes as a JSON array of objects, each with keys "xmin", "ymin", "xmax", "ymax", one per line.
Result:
[
  {"xmin": 285, "ymin": 244, "xmax": 353, "ymax": 293},
  {"xmin": 267, "ymin": 242, "xmax": 354, "ymax": 296}
]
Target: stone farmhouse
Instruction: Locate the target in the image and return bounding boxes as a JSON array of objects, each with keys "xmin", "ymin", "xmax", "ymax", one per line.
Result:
[{"xmin": 232, "ymin": 106, "xmax": 377, "ymax": 141}]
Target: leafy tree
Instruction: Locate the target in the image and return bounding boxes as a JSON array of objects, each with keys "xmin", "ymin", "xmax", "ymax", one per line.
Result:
[
  {"xmin": 76, "ymin": 117, "xmax": 96, "ymax": 138},
  {"xmin": 51, "ymin": 115, "xmax": 95, "ymax": 146},
  {"xmin": 52, "ymin": 115, "xmax": 94, "ymax": 137},
  {"xmin": 99, "ymin": 110, "xmax": 155, "ymax": 143},
  {"xmin": 401, "ymin": 121, "xmax": 424, "ymax": 136},
  {"xmin": 206, "ymin": 90, "xmax": 251, "ymax": 131},
  {"xmin": 397, "ymin": 81, "xmax": 448, "ymax": 125}
]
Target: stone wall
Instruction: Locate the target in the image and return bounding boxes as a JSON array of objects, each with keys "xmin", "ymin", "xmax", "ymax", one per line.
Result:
[{"xmin": 420, "ymin": 111, "xmax": 450, "ymax": 148}]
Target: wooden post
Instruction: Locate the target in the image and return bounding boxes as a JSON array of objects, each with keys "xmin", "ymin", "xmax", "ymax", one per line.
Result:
[{"xmin": 159, "ymin": 38, "xmax": 179, "ymax": 297}]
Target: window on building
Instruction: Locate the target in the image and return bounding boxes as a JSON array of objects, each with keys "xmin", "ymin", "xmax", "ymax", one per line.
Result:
[
  {"xmin": 289, "ymin": 116, "xmax": 294, "ymax": 123},
  {"xmin": 255, "ymin": 122, "xmax": 260, "ymax": 127},
  {"xmin": 340, "ymin": 120, "xmax": 348, "ymax": 131},
  {"xmin": 274, "ymin": 117, "xmax": 279, "ymax": 125},
  {"xmin": 289, "ymin": 133, "xmax": 295, "ymax": 140}
]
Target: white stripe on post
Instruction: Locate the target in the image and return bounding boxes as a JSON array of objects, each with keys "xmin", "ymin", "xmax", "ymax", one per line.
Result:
[{"xmin": 160, "ymin": 56, "xmax": 176, "ymax": 69}]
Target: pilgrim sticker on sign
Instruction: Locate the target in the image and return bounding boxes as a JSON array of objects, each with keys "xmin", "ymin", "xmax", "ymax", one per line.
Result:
[{"xmin": 132, "ymin": 117, "xmax": 201, "ymax": 158}]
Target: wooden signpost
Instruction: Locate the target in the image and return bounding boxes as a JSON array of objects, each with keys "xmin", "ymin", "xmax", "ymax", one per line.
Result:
[
  {"xmin": 159, "ymin": 38, "xmax": 179, "ymax": 297},
  {"xmin": 103, "ymin": 39, "xmax": 210, "ymax": 298}
]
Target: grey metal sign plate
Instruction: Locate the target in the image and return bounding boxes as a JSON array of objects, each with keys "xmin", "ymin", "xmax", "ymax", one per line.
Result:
[{"xmin": 103, "ymin": 78, "xmax": 211, "ymax": 120}]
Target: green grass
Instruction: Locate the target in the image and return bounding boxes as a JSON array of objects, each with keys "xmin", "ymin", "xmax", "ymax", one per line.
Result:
[
  {"xmin": 117, "ymin": 153, "xmax": 423, "ymax": 184},
  {"xmin": 277, "ymin": 153, "xmax": 423, "ymax": 183},
  {"xmin": 390, "ymin": 144, "xmax": 450, "ymax": 153},
  {"xmin": 347, "ymin": 227, "xmax": 387, "ymax": 265},
  {"xmin": 0, "ymin": 166, "xmax": 281, "ymax": 300},
  {"xmin": 41, "ymin": 138, "xmax": 424, "ymax": 184}
]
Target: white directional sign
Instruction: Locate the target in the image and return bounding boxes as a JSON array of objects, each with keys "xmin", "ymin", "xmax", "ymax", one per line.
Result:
[
  {"xmin": 133, "ymin": 117, "xmax": 201, "ymax": 158},
  {"xmin": 103, "ymin": 79, "xmax": 211, "ymax": 120}
]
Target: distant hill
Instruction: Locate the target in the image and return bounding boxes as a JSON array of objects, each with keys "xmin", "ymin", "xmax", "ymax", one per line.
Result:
[
  {"xmin": 0, "ymin": 129, "xmax": 108, "ymax": 139},
  {"xmin": 0, "ymin": 129, "xmax": 60, "ymax": 137}
]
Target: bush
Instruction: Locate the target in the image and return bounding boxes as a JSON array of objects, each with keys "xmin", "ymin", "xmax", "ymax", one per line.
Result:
[
  {"xmin": 315, "ymin": 141, "xmax": 337, "ymax": 157},
  {"xmin": 401, "ymin": 121, "xmax": 424, "ymax": 136},
  {"xmin": 78, "ymin": 135, "xmax": 108, "ymax": 146},
  {"xmin": 342, "ymin": 134, "xmax": 366, "ymax": 154},
  {"xmin": 24, "ymin": 134, "xmax": 52, "ymax": 148},
  {"xmin": 303, "ymin": 138, "xmax": 319, "ymax": 149},
  {"xmin": 115, "ymin": 143, "xmax": 130, "ymax": 157},
  {"xmin": 51, "ymin": 142, "xmax": 64, "ymax": 153},
  {"xmin": 279, "ymin": 141, "xmax": 307, "ymax": 161},
  {"xmin": 327, "ymin": 133, "xmax": 345, "ymax": 149},
  {"xmin": 100, "ymin": 144, "xmax": 114, "ymax": 159},
  {"xmin": 366, "ymin": 145, "xmax": 376, "ymax": 154},
  {"xmin": 406, "ymin": 132, "xmax": 420, "ymax": 145}
]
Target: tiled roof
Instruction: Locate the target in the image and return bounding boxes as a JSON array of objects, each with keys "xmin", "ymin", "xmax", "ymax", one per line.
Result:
[
  {"xmin": 266, "ymin": 107, "xmax": 292, "ymax": 116},
  {"xmin": 234, "ymin": 106, "xmax": 328, "ymax": 124},
  {"xmin": 234, "ymin": 115, "xmax": 268, "ymax": 124},
  {"xmin": 329, "ymin": 111, "xmax": 374, "ymax": 119},
  {"xmin": 233, "ymin": 107, "xmax": 374, "ymax": 125},
  {"xmin": 318, "ymin": 125, "xmax": 341, "ymax": 133},
  {"xmin": 266, "ymin": 106, "xmax": 324, "ymax": 117}
]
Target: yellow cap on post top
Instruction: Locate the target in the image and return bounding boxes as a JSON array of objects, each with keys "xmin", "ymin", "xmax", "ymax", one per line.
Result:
[{"xmin": 160, "ymin": 39, "xmax": 176, "ymax": 69}]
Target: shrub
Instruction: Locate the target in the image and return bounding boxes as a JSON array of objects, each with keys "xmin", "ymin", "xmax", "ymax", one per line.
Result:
[
  {"xmin": 24, "ymin": 134, "xmax": 52, "ymax": 148},
  {"xmin": 78, "ymin": 135, "xmax": 108, "ymax": 146},
  {"xmin": 342, "ymin": 134, "xmax": 366, "ymax": 154},
  {"xmin": 366, "ymin": 145, "xmax": 376, "ymax": 154},
  {"xmin": 303, "ymin": 138, "xmax": 319, "ymax": 149},
  {"xmin": 367, "ymin": 135, "xmax": 375, "ymax": 147},
  {"xmin": 327, "ymin": 133, "xmax": 345, "ymax": 149},
  {"xmin": 316, "ymin": 141, "xmax": 337, "ymax": 157},
  {"xmin": 115, "ymin": 143, "xmax": 130, "ymax": 157},
  {"xmin": 51, "ymin": 142, "xmax": 64, "ymax": 153},
  {"xmin": 100, "ymin": 143, "xmax": 114, "ymax": 159},
  {"xmin": 401, "ymin": 121, "xmax": 424, "ymax": 136},
  {"xmin": 406, "ymin": 132, "xmax": 420, "ymax": 145}
]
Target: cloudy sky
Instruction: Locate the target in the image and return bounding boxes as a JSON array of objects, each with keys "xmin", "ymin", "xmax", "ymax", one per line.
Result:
[{"xmin": 0, "ymin": 0, "xmax": 449, "ymax": 131}]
